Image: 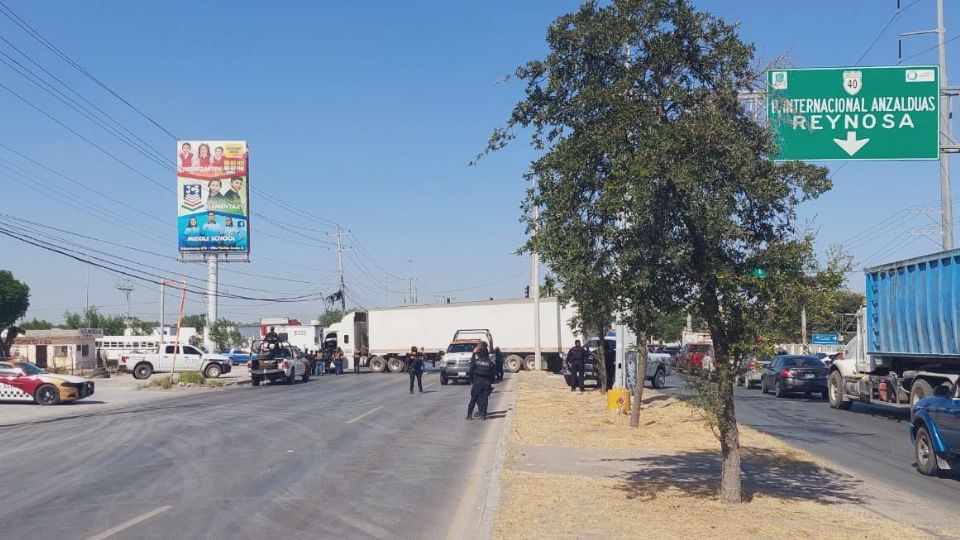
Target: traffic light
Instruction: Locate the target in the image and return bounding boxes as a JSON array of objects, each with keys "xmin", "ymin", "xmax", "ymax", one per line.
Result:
[{"xmin": 524, "ymin": 286, "xmax": 530, "ymax": 298}]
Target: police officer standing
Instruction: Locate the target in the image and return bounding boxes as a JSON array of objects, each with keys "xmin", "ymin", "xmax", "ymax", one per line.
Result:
[
  {"xmin": 407, "ymin": 346, "xmax": 424, "ymax": 394},
  {"xmin": 566, "ymin": 339, "xmax": 586, "ymax": 393},
  {"xmin": 467, "ymin": 342, "xmax": 494, "ymax": 420}
]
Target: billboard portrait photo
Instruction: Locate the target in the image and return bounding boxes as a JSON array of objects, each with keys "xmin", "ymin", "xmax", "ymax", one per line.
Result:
[{"xmin": 177, "ymin": 140, "xmax": 249, "ymax": 254}]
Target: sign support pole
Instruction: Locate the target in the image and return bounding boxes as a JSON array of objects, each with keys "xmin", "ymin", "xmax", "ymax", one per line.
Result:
[
  {"xmin": 205, "ymin": 254, "xmax": 218, "ymax": 351},
  {"xmin": 937, "ymin": 0, "xmax": 954, "ymax": 250}
]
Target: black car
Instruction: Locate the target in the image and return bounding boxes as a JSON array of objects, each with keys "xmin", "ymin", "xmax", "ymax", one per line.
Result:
[{"xmin": 760, "ymin": 355, "xmax": 828, "ymax": 399}]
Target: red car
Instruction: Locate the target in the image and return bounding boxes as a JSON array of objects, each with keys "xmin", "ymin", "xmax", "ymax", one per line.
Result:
[
  {"xmin": 0, "ymin": 360, "xmax": 95, "ymax": 405},
  {"xmin": 676, "ymin": 342, "xmax": 714, "ymax": 375}
]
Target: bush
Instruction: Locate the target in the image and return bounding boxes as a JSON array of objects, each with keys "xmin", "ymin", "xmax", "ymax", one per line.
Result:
[{"xmin": 177, "ymin": 371, "xmax": 205, "ymax": 385}]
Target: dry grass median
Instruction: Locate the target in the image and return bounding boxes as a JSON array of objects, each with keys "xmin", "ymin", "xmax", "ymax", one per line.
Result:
[{"xmin": 492, "ymin": 371, "xmax": 936, "ymax": 539}]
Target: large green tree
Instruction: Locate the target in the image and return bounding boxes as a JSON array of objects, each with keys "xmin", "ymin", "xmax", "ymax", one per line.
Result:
[
  {"xmin": 19, "ymin": 318, "xmax": 53, "ymax": 331},
  {"xmin": 317, "ymin": 309, "xmax": 345, "ymax": 327},
  {"xmin": 483, "ymin": 0, "xmax": 831, "ymax": 503},
  {"xmin": 0, "ymin": 270, "xmax": 29, "ymax": 358}
]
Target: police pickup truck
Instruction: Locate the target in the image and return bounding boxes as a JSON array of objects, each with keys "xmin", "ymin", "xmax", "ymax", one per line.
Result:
[
  {"xmin": 440, "ymin": 329, "xmax": 494, "ymax": 385},
  {"xmin": 247, "ymin": 336, "xmax": 310, "ymax": 386}
]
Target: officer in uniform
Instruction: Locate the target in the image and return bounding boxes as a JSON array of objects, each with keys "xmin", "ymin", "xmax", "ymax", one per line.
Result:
[
  {"xmin": 467, "ymin": 342, "xmax": 494, "ymax": 420},
  {"xmin": 494, "ymin": 347, "xmax": 504, "ymax": 382},
  {"xmin": 566, "ymin": 339, "xmax": 587, "ymax": 393}
]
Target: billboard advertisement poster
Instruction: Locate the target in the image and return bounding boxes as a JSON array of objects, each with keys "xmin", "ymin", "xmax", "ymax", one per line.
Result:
[{"xmin": 176, "ymin": 140, "xmax": 249, "ymax": 253}]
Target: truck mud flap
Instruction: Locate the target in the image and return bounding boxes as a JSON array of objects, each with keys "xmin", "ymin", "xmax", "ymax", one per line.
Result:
[{"xmin": 857, "ymin": 379, "xmax": 872, "ymax": 404}]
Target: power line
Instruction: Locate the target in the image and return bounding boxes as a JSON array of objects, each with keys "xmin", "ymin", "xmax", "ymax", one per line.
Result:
[
  {"xmin": 0, "ymin": 0, "xmax": 178, "ymax": 139},
  {"xmin": 855, "ymin": 0, "xmax": 923, "ymax": 64}
]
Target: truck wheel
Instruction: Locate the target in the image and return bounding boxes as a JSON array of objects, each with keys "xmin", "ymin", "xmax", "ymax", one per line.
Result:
[
  {"xmin": 440, "ymin": 373, "xmax": 449, "ymax": 386},
  {"xmin": 301, "ymin": 369, "xmax": 310, "ymax": 382},
  {"xmin": 369, "ymin": 356, "xmax": 387, "ymax": 373},
  {"xmin": 828, "ymin": 371, "xmax": 852, "ymax": 409},
  {"xmin": 387, "ymin": 357, "xmax": 404, "ymax": 373},
  {"xmin": 133, "ymin": 363, "xmax": 153, "ymax": 380},
  {"xmin": 523, "ymin": 355, "xmax": 536, "ymax": 371},
  {"xmin": 775, "ymin": 380, "xmax": 786, "ymax": 398},
  {"xmin": 287, "ymin": 369, "xmax": 296, "ymax": 385},
  {"xmin": 35, "ymin": 384, "xmax": 60, "ymax": 405},
  {"xmin": 505, "ymin": 355, "xmax": 522, "ymax": 373},
  {"xmin": 652, "ymin": 368, "xmax": 666, "ymax": 389},
  {"xmin": 911, "ymin": 379, "xmax": 935, "ymax": 420},
  {"xmin": 251, "ymin": 374, "xmax": 261, "ymax": 386},
  {"xmin": 915, "ymin": 426, "xmax": 941, "ymax": 476},
  {"xmin": 204, "ymin": 364, "xmax": 222, "ymax": 378},
  {"xmin": 760, "ymin": 378, "xmax": 768, "ymax": 394}
]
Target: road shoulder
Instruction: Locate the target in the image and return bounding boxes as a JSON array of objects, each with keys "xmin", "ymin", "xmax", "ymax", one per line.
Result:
[{"xmin": 492, "ymin": 371, "xmax": 945, "ymax": 539}]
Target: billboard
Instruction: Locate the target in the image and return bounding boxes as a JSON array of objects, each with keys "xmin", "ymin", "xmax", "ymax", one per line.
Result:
[{"xmin": 176, "ymin": 140, "xmax": 249, "ymax": 253}]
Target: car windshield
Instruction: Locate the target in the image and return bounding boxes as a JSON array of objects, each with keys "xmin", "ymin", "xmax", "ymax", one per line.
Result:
[
  {"xmin": 688, "ymin": 344, "xmax": 711, "ymax": 353},
  {"xmin": 447, "ymin": 343, "xmax": 477, "ymax": 354},
  {"xmin": 782, "ymin": 357, "xmax": 824, "ymax": 368},
  {"xmin": 16, "ymin": 362, "xmax": 45, "ymax": 375}
]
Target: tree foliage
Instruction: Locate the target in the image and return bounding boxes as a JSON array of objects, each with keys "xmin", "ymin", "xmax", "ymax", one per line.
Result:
[
  {"xmin": 0, "ymin": 270, "xmax": 29, "ymax": 358},
  {"xmin": 482, "ymin": 0, "xmax": 834, "ymax": 503},
  {"xmin": 317, "ymin": 309, "xmax": 345, "ymax": 327},
  {"xmin": 179, "ymin": 314, "xmax": 206, "ymax": 332},
  {"xmin": 63, "ymin": 307, "xmax": 127, "ymax": 335},
  {"xmin": 19, "ymin": 318, "xmax": 53, "ymax": 330},
  {"xmin": 209, "ymin": 319, "xmax": 243, "ymax": 351}
]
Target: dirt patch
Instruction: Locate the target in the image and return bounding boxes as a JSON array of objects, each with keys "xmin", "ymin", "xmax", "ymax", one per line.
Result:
[{"xmin": 493, "ymin": 370, "xmax": 932, "ymax": 539}]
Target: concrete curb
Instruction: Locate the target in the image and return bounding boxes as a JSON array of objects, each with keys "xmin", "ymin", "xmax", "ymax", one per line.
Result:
[{"xmin": 476, "ymin": 376, "xmax": 517, "ymax": 540}]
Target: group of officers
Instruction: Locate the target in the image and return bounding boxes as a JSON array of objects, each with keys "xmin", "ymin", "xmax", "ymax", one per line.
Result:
[{"xmin": 403, "ymin": 341, "xmax": 503, "ymax": 421}]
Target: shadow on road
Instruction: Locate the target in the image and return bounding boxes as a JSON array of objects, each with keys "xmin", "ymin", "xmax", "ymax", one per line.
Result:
[{"xmin": 611, "ymin": 446, "xmax": 865, "ymax": 504}]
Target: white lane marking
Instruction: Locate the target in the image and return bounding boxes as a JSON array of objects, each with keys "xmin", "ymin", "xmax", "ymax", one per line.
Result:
[
  {"xmin": 423, "ymin": 383, "xmax": 436, "ymax": 389},
  {"xmin": 84, "ymin": 506, "xmax": 171, "ymax": 540},
  {"xmin": 346, "ymin": 405, "xmax": 383, "ymax": 424}
]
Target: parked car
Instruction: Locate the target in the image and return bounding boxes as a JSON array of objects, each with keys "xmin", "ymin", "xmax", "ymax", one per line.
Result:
[
  {"xmin": 737, "ymin": 356, "xmax": 771, "ymax": 389},
  {"xmin": 676, "ymin": 342, "xmax": 714, "ymax": 375},
  {"xmin": 624, "ymin": 350, "xmax": 672, "ymax": 389},
  {"xmin": 224, "ymin": 347, "xmax": 252, "ymax": 366},
  {"xmin": 760, "ymin": 355, "xmax": 828, "ymax": 399},
  {"xmin": 910, "ymin": 383, "xmax": 960, "ymax": 476},
  {"xmin": 0, "ymin": 360, "xmax": 95, "ymax": 405},
  {"xmin": 440, "ymin": 329, "xmax": 494, "ymax": 385}
]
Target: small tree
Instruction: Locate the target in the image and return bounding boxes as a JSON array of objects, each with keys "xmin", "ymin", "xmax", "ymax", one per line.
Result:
[
  {"xmin": 317, "ymin": 309, "xmax": 345, "ymax": 327},
  {"xmin": 209, "ymin": 319, "xmax": 243, "ymax": 351},
  {"xmin": 0, "ymin": 270, "xmax": 29, "ymax": 358}
]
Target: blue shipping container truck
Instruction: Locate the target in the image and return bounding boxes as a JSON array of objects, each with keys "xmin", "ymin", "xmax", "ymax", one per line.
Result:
[{"xmin": 828, "ymin": 250, "xmax": 960, "ymax": 412}]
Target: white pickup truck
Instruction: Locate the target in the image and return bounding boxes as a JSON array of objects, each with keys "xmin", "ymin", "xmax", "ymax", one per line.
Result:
[{"xmin": 120, "ymin": 344, "xmax": 233, "ymax": 380}]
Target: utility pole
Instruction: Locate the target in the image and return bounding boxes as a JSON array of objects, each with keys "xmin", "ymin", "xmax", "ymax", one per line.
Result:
[
  {"xmin": 405, "ymin": 259, "xmax": 417, "ymax": 304},
  {"xmin": 115, "ymin": 280, "xmax": 134, "ymax": 334},
  {"xmin": 532, "ymin": 207, "xmax": 542, "ymax": 370},
  {"xmin": 900, "ymin": 0, "xmax": 954, "ymax": 250},
  {"xmin": 937, "ymin": 0, "xmax": 953, "ymax": 250},
  {"xmin": 334, "ymin": 225, "xmax": 346, "ymax": 311},
  {"xmin": 801, "ymin": 306, "xmax": 808, "ymax": 351},
  {"xmin": 385, "ymin": 276, "xmax": 389, "ymax": 307}
]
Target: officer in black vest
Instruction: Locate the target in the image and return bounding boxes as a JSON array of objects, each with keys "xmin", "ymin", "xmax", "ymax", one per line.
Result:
[
  {"xmin": 467, "ymin": 341, "xmax": 494, "ymax": 420},
  {"xmin": 567, "ymin": 340, "xmax": 587, "ymax": 392}
]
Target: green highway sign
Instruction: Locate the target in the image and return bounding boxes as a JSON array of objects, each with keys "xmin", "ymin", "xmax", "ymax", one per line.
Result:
[{"xmin": 767, "ymin": 66, "xmax": 940, "ymax": 161}]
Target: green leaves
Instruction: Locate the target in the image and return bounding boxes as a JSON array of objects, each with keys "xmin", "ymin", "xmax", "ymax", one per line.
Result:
[{"xmin": 0, "ymin": 269, "xmax": 29, "ymax": 329}]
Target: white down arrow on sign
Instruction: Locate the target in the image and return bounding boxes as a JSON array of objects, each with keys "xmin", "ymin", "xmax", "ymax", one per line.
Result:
[{"xmin": 833, "ymin": 131, "xmax": 870, "ymax": 156}]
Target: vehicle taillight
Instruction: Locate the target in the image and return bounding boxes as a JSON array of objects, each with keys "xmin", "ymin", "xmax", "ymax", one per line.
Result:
[
  {"xmin": 120, "ymin": 355, "xmax": 127, "ymax": 364},
  {"xmin": 781, "ymin": 369, "xmax": 793, "ymax": 378},
  {"xmin": 692, "ymin": 353, "xmax": 703, "ymax": 366},
  {"xmin": 282, "ymin": 361, "xmax": 290, "ymax": 369},
  {"xmin": 748, "ymin": 361, "xmax": 757, "ymax": 370}
]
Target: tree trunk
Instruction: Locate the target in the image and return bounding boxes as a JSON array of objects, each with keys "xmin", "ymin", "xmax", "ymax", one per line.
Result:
[
  {"xmin": 629, "ymin": 330, "xmax": 648, "ymax": 428},
  {"xmin": 0, "ymin": 326, "xmax": 20, "ymax": 359},
  {"xmin": 713, "ymin": 339, "xmax": 742, "ymax": 503}
]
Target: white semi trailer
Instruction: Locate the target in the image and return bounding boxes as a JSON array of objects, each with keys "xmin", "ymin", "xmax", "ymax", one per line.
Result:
[{"xmin": 321, "ymin": 298, "xmax": 581, "ymax": 373}]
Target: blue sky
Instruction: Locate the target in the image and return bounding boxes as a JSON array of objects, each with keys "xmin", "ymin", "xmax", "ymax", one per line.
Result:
[{"xmin": 0, "ymin": 0, "xmax": 956, "ymax": 324}]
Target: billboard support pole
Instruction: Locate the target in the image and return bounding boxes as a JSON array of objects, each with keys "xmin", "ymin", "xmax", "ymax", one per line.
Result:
[{"xmin": 205, "ymin": 254, "xmax": 218, "ymax": 351}]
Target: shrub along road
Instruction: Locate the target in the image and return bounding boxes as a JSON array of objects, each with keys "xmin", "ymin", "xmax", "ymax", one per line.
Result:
[{"xmin": 0, "ymin": 370, "xmax": 513, "ymax": 540}]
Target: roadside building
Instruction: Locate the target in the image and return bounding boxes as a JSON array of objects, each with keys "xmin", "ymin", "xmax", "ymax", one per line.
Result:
[{"xmin": 11, "ymin": 329, "xmax": 102, "ymax": 371}]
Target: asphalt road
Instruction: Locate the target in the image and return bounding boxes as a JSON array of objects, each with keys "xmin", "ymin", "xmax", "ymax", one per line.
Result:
[
  {"xmin": 0, "ymin": 369, "xmax": 511, "ymax": 540},
  {"xmin": 663, "ymin": 375, "xmax": 960, "ymax": 523}
]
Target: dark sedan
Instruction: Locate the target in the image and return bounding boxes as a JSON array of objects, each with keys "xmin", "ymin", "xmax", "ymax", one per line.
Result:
[{"xmin": 760, "ymin": 355, "xmax": 828, "ymax": 399}]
